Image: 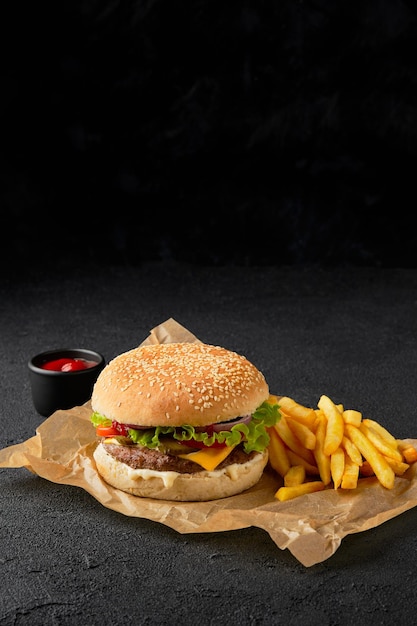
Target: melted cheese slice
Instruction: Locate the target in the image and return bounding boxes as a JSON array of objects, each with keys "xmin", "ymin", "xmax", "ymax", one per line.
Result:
[{"xmin": 178, "ymin": 444, "xmax": 236, "ymax": 471}]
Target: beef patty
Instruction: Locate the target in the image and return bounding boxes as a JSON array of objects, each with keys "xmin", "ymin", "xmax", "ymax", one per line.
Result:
[{"xmin": 103, "ymin": 442, "xmax": 259, "ymax": 474}]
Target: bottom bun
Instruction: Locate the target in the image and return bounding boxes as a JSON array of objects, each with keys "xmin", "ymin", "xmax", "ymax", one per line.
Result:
[{"xmin": 93, "ymin": 443, "xmax": 268, "ymax": 502}]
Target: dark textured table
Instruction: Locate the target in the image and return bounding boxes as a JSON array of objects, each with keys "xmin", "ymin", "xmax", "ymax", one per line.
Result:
[{"xmin": 1, "ymin": 261, "xmax": 417, "ymax": 625}]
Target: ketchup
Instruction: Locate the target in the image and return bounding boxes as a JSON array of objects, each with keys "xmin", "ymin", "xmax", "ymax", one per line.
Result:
[{"xmin": 41, "ymin": 358, "xmax": 97, "ymax": 372}]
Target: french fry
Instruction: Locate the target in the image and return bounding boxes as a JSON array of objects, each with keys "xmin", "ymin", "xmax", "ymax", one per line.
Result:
[
  {"xmin": 267, "ymin": 394, "xmax": 280, "ymax": 405},
  {"xmin": 284, "ymin": 465, "xmax": 306, "ymax": 487},
  {"xmin": 275, "ymin": 481, "xmax": 325, "ymax": 502},
  {"xmin": 314, "ymin": 413, "xmax": 331, "ymax": 485},
  {"xmin": 286, "ymin": 450, "xmax": 319, "ymax": 475},
  {"xmin": 277, "ymin": 396, "xmax": 317, "ymax": 429},
  {"xmin": 274, "ymin": 415, "xmax": 316, "ymax": 465},
  {"xmin": 318, "ymin": 395, "xmax": 344, "ymax": 456},
  {"xmin": 397, "ymin": 441, "xmax": 417, "ymax": 464},
  {"xmin": 341, "ymin": 435, "xmax": 363, "ymax": 466},
  {"xmin": 286, "ymin": 416, "xmax": 316, "ymax": 450},
  {"xmin": 362, "ymin": 418, "xmax": 397, "ymax": 446},
  {"xmin": 385, "ymin": 457, "xmax": 410, "ymax": 476},
  {"xmin": 267, "ymin": 392, "xmax": 417, "ymax": 500},
  {"xmin": 345, "ymin": 424, "xmax": 395, "ymax": 489},
  {"xmin": 267, "ymin": 426, "xmax": 291, "ymax": 478},
  {"xmin": 343, "ymin": 409, "xmax": 362, "ymax": 427},
  {"xmin": 330, "ymin": 447, "xmax": 345, "ymax": 489},
  {"xmin": 341, "ymin": 457, "xmax": 360, "ymax": 489},
  {"xmin": 359, "ymin": 422, "xmax": 403, "ymax": 462},
  {"xmin": 361, "ymin": 457, "xmax": 408, "ymax": 478}
]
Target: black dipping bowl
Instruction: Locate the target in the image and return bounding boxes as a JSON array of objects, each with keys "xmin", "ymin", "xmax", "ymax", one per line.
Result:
[{"xmin": 28, "ymin": 348, "xmax": 105, "ymax": 417}]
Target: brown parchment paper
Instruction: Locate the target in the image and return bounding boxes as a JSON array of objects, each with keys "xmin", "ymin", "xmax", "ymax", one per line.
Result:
[{"xmin": 2, "ymin": 317, "xmax": 417, "ymax": 567}]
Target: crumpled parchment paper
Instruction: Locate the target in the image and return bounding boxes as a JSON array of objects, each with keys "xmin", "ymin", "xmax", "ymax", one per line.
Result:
[{"xmin": 2, "ymin": 317, "xmax": 417, "ymax": 567}]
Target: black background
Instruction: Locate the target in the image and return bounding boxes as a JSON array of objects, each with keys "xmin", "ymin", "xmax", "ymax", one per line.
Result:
[{"xmin": 3, "ymin": 1, "xmax": 417, "ymax": 270}]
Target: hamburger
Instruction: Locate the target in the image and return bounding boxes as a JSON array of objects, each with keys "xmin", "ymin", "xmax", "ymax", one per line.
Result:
[{"xmin": 90, "ymin": 342, "xmax": 280, "ymax": 501}]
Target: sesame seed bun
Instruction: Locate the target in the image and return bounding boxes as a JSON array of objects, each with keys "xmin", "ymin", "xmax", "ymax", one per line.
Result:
[{"xmin": 91, "ymin": 342, "xmax": 269, "ymax": 427}]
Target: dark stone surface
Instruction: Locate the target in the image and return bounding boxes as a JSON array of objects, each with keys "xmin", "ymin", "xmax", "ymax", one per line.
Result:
[{"xmin": 1, "ymin": 260, "xmax": 417, "ymax": 624}]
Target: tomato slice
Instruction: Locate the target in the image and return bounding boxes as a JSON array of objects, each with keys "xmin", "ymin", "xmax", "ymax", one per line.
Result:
[{"xmin": 96, "ymin": 425, "xmax": 121, "ymax": 437}]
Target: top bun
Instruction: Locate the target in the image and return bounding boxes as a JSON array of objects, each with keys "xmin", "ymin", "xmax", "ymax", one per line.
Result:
[{"xmin": 91, "ymin": 342, "xmax": 269, "ymax": 427}]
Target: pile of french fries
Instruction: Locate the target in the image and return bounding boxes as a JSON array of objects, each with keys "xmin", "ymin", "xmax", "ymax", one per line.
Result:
[{"xmin": 267, "ymin": 394, "xmax": 417, "ymax": 502}]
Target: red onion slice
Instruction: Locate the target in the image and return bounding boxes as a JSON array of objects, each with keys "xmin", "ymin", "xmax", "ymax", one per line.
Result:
[
  {"xmin": 211, "ymin": 414, "xmax": 252, "ymax": 432},
  {"xmin": 122, "ymin": 414, "xmax": 252, "ymax": 432}
]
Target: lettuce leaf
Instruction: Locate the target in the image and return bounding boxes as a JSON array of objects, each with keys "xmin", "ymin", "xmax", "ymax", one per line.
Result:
[
  {"xmin": 91, "ymin": 400, "xmax": 281, "ymax": 454},
  {"xmin": 91, "ymin": 412, "xmax": 112, "ymax": 428}
]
